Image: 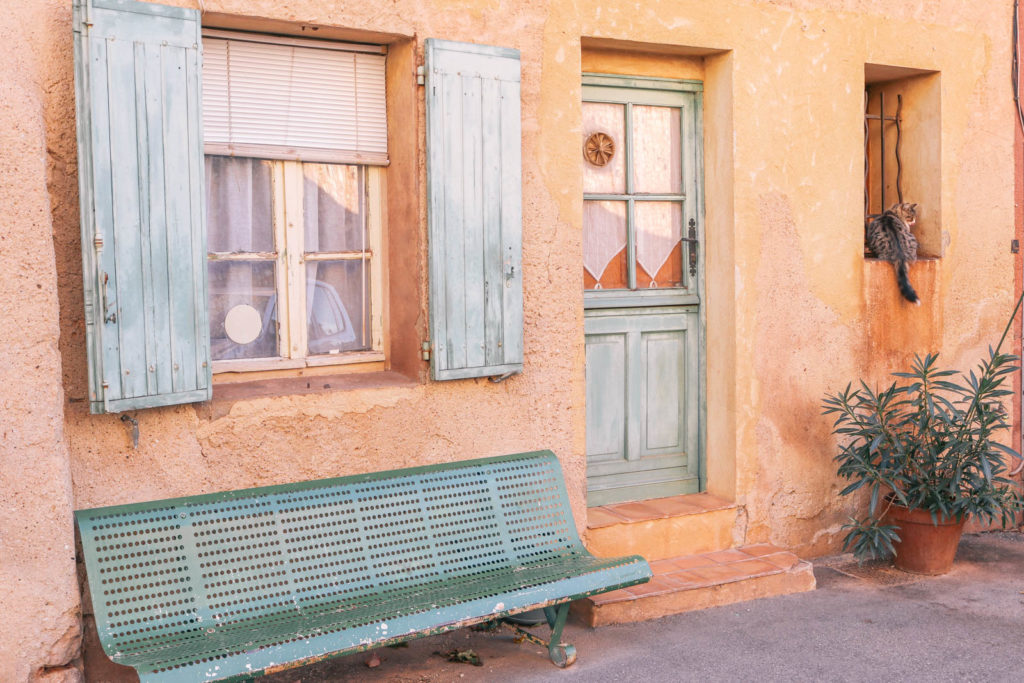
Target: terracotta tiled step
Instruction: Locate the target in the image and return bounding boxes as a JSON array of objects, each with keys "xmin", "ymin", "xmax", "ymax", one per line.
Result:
[
  {"xmin": 573, "ymin": 544, "xmax": 816, "ymax": 627},
  {"xmin": 585, "ymin": 493, "xmax": 739, "ymax": 561}
]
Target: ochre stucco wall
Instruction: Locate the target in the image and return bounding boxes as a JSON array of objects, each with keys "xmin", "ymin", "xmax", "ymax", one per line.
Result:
[
  {"xmin": 0, "ymin": 3, "xmax": 82, "ymax": 681},
  {"xmin": 2, "ymin": 0, "xmax": 1019, "ymax": 679}
]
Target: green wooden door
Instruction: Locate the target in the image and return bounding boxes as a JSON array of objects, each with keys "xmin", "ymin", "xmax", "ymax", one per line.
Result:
[{"xmin": 582, "ymin": 75, "xmax": 704, "ymax": 506}]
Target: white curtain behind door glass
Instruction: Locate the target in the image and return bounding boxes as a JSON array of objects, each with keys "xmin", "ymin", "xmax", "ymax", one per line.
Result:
[
  {"xmin": 583, "ymin": 200, "xmax": 627, "ymax": 287},
  {"xmin": 582, "ymin": 102, "xmax": 626, "ymax": 194},
  {"xmin": 632, "ymin": 105, "xmax": 681, "ymax": 193},
  {"xmin": 635, "ymin": 202, "xmax": 682, "ymax": 285}
]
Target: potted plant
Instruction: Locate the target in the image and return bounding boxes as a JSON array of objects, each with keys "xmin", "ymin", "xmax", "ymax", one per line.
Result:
[{"xmin": 823, "ymin": 307, "xmax": 1023, "ymax": 574}]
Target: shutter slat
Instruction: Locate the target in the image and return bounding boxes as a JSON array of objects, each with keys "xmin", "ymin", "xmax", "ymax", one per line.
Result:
[
  {"xmin": 185, "ymin": 42, "xmax": 207, "ymax": 392},
  {"xmin": 74, "ymin": 0, "xmax": 210, "ymax": 413},
  {"xmin": 461, "ymin": 74, "xmax": 486, "ymax": 370},
  {"xmin": 143, "ymin": 41, "xmax": 174, "ymax": 395},
  {"xmin": 108, "ymin": 37, "xmax": 146, "ymax": 399},
  {"xmin": 426, "ymin": 39, "xmax": 524, "ymax": 380},
  {"xmin": 202, "ymin": 36, "xmax": 387, "ymax": 161},
  {"xmin": 481, "ymin": 77, "xmax": 504, "ymax": 367},
  {"xmin": 498, "ymin": 77, "xmax": 524, "ymax": 364},
  {"xmin": 440, "ymin": 71, "xmax": 465, "ymax": 370},
  {"xmin": 163, "ymin": 42, "xmax": 199, "ymax": 394},
  {"xmin": 86, "ymin": 35, "xmax": 122, "ymax": 401}
]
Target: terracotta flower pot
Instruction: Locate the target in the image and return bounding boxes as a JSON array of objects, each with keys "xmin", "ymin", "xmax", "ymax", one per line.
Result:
[{"xmin": 885, "ymin": 504, "xmax": 966, "ymax": 575}]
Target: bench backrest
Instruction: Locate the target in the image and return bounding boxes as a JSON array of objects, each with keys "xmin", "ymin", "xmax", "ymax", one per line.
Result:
[{"xmin": 76, "ymin": 451, "xmax": 582, "ymax": 658}]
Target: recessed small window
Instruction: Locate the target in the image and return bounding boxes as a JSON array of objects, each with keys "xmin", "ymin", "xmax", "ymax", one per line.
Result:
[{"xmin": 864, "ymin": 64, "xmax": 940, "ymax": 258}]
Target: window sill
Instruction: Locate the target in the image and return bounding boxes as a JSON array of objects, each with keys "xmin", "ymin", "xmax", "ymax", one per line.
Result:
[
  {"xmin": 212, "ymin": 351, "xmax": 385, "ymax": 375},
  {"xmin": 863, "ymin": 255, "xmax": 941, "ymax": 262},
  {"xmin": 200, "ymin": 370, "xmax": 417, "ymax": 418}
]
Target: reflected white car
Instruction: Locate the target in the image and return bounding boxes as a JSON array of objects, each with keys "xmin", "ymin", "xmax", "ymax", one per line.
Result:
[{"xmin": 211, "ymin": 280, "xmax": 358, "ymax": 360}]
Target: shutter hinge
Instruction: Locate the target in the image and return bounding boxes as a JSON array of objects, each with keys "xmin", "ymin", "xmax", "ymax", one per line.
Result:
[
  {"xmin": 416, "ymin": 65, "xmax": 425, "ymax": 86},
  {"xmin": 421, "ymin": 341, "xmax": 431, "ymax": 361}
]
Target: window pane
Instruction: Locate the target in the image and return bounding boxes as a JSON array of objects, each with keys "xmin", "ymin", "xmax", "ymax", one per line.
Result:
[
  {"xmin": 632, "ymin": 106, "xmax": 682, "ymax": 194},
  {"xmin": 306, "ymin": 260, "xmax": 370, "ymax": 354},
  {"xmin": 303, "ymin": 164, "xmax": 367, "ymax": 252},
  {"xmin": 582, "ymin": 102, "xmax": 626, "ymax": 194},
  {"xmin": 205, "ymin": 156, "xmax": 274, "ymax": 253},
  {"xmin": 583, "ymin": 200, "xmax": 628, "ymax": 290},
  {"xmin": 209, "ymin": 261, "xmax": 278, "ymax": 360},
  {"xmin": 635, "ymin": 201, "xmax": 683, "ymax": 288}
]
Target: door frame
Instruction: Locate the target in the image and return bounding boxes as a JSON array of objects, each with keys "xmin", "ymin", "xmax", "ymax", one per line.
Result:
[{"xmin": 582, "ymin": 72, "xmax": 707, "ymax": 504}]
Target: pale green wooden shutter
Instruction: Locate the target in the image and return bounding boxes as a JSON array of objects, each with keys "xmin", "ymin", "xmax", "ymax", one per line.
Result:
[
  {"xmin": 73, "ymin": 0, "xmax": 210, "ymax": 413},
  {"xmin": 425, "ymin": 39, "xmax": 524, "ymax": 380}
]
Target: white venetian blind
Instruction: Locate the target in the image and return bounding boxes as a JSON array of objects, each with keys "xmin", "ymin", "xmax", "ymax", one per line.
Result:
[{"xmin": 202, "ymin": 31, "xmax": 387, "ymax": 164}]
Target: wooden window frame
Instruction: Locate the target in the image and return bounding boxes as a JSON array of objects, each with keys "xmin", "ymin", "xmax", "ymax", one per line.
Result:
[{"xmin": 209, "ymin": 160, "xmax": 385, "ymax": 374}]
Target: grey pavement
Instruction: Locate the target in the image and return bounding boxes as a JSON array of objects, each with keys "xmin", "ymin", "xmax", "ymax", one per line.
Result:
[{"xmin": 266, "ymin": 531, "xmax": 1024, "ymax": 683}]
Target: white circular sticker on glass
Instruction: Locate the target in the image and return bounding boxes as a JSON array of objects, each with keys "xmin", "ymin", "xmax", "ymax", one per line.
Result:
[{"xmin": 224, "ymin": 304, "xmax": 262, "ymax": 345}]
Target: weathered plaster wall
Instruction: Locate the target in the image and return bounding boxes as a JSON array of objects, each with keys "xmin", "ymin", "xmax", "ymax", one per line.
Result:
[
  {"xmin": 0, "ymin": 2, "xmax": 82, "ymax": 681},
  {"xmin": 565, "ymin": 0, "xmax": 1017, "ymax": 553},
  {"xmin": 4, "ymin": 0, "xmax": 1017, "ymax": 676},
  {"xmin": 53, "ymin": 0, "xmax": 1017, "ymax": 556}
]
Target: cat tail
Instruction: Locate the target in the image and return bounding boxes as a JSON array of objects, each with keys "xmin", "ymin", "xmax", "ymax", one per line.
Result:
[{"xmin": 896, "ymin": 260, "xmax": 920, "ymax": 305}]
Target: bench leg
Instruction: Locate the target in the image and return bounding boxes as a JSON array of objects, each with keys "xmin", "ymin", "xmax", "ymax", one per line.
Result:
[{"xmin": 506, "ymin": 602, "xmax": 577, "ymax": 668}]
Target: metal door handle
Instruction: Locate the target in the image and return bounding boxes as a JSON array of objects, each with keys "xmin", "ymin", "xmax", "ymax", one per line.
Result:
[{"xmin": 681, "ymin": 218, "xmax": 698, "ymax": 277}]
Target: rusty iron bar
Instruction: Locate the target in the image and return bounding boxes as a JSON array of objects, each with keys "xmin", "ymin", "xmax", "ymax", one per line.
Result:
[
  {"xmin": 895, "ymin": 94, "xmax": 903, "ymax": 203},
  {"xmin": 880, "ymin": 91, "xmax": 886, "ymax": 211},
  {"xmin": 864, "ymin": 91, "xmax": 870, "ymax": 218},
  {"xmin": 864, "ymin": 90, "xmax": 903, "ymax": 215}
]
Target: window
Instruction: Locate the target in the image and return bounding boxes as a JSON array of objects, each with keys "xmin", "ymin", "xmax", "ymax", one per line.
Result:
[
  {"xmin": 863, "ymin": 64, "xmax": 941, "ymax": 258},
  {"xmin": 205, "ymin": 159, "xmax": 384, "ymax": 369},
  {"xmin": 72, "ymin": 1, "xmax": 524, "ymax": 412},
  {"xmin": 202, "ymin": 32, "xmax": 386, "ymax": 371}
]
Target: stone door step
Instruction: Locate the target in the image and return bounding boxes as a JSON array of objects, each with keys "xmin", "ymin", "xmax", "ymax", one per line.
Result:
[
  {"xmin": 586, "ymin": 493, "xmax": 739, "ymax": 561},
  {"xmin": 574, "ymin": 544, "xmax": 816, "ymax": 626}
]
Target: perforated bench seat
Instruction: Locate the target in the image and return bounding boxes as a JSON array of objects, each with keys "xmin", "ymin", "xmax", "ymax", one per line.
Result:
[{"xmin": 76, "ymin": 451, "xmax": 652, "ymax": 681}]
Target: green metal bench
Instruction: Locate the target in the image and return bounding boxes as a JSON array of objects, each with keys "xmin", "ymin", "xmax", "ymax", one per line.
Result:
[{"xmin": 75, "ymin": 450, "xmax": 651, "ymax": 681}]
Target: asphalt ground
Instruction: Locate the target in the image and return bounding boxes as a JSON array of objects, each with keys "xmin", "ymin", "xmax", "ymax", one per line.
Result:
[{"xmin": 263, "ymin": 531, "xmax": 1024, "ymax": 683}]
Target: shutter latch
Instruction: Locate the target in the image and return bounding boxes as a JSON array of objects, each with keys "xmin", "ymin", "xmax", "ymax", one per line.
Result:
[
  {"xmin": 120, "ymin": 414, "xmax": 140, "ymax": 449},
  {"xmin": 416, "ymin": 65, "xmax": 425, "ymax": 86},
  {"xmin": 421, "ymin": 341, "xmax": 430, "ymax": 362}
]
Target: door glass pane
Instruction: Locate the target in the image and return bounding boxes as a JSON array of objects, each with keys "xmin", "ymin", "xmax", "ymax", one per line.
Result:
[
  {"xmin": 635, "ymin": 201, "xmax": 683, "ymax": 288},
  {"xmin": 582, "ymin": 102, "xmax": 626, "ymax": 194},
  {"xmin": 632, "ymin": 105, "xmax": 682, "ymax": 194},
  {"xmin": 583, "ymin": 200, "xmax": 628, "ymax": 290},
  {"xmin": 303, "ymin": 164, "xmax": 366, "ymax": 252},
  {"xmin": 306, "ymin": 260, "xmax": 370, "ymax": 354},
  {"xmin": 208, "ymin": 261, "xmax": 277, "ymax": 360},
  {"xmin": 205, "ymin": 156, "xmax": 274, "ymax": 253}
]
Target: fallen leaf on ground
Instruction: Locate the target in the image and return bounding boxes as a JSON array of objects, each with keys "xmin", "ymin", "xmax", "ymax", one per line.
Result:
[
  {"xmin": 434, "ymin": 649, "xmax": 483, "ymax": 666},
  {"xmin": 470, "ymin": 620, "xmax": 502, "ymax": 632}
]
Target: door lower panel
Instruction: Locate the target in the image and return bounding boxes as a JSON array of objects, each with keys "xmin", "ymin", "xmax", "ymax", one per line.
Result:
[{"xmin": 585, "ymin": 306, "xmax": 700, "ymax": 506}]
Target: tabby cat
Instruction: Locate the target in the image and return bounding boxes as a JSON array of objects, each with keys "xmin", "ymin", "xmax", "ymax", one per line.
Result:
[{"xmin": 866, "ymin": 202, "xmax": 920, "ymax": 305}]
